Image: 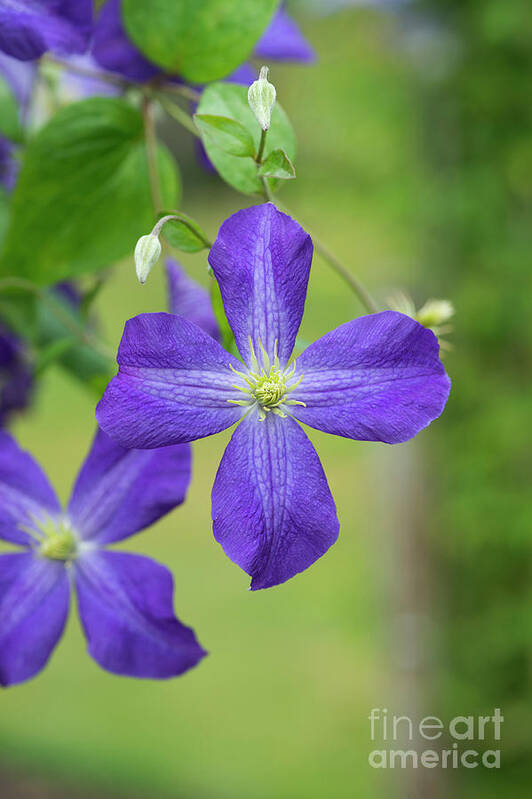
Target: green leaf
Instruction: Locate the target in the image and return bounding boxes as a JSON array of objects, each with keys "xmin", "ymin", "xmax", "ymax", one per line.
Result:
[
  {"xmin": 159, "ymin": 211, "xmax": 210, "ymax": 253},
  {"xmin": 0, "ymin": 288, "xmax": 37, "ymax": 340},
  {"xmin": 194, "ymin": 114, "xmax": 255, "ymax": 157},
  {"xmin": 0, "ymin": 75, "xmax": 23, "ymax": 142},
  {"xmin": 34, "ymin": 337, "xmax": 77, "ymax": 376},
  {"xmin": 0, "ymin": 186, "xmax": 9, "ymax": 248},
  {"xmin": 122, "ymin": 0, "xmax": 277, "ymax": 83},
  {"xmin": 36, "ymin": 290, "xmax": 115, "ymax": 394},
  {"xmin": 196, "ymin": 82, "xmax": 296, "ymax": 196},
  {"xmin": 0, "ymin": 98, "xmax": 179, "ymax": 286},
  {"xmin": 258, "ymin": 148, "xmax": 296, "ymax": 180}
]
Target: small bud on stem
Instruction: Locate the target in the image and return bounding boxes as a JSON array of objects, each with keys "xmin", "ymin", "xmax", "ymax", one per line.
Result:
[
  {"xmin": 134, "ymin": 234, "xmax": 162, "ymax": 285},
  {"xmin": 416, "ymin": 299, "xmax": 455, "ymax": 328},
  {"xmin": 248, "ymin": 66, "xmax": 276, "ymax": 132}
]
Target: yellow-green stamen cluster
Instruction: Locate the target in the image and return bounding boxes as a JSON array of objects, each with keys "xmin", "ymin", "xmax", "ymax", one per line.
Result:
[
  {"xmin": 20, "ymin": 513, "xmax": 78, "ymax": 562},
  {"xmin": 228, "ymin": 338, "xmax": 306, "ymax": 421}
]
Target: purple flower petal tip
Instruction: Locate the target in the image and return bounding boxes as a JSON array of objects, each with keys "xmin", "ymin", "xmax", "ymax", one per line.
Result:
[
  {"xmin": 68, "ymin": 428, "xmax": 191, "ymax": 545},
  {"xmin": 75, "ymin": 551, "xmax": 207, "ymax": 679},
  {"xmin": 254, "ymin": 8, "xmax": 316, "ymax": 64},
  {"xmin": 96, "ymin": 313, "xmax": 242, "ymax": 449},
  {"xmin": 0, "ymin": 0, "xmax": 93, "ymax": 61},
  {"xmin": 291, "ymin": 311, "xmax": 451, "ymax": 444},
  {"xmin": 0, "ymin": 554, "xmax": 70, "ymax": 686},
  {"xmin": 91, "ymin": 0, "xmax": 160, "ymax": 82},
  {"xmin": 208, "ymin": 203, "xmax": 313, "ymax": 366},
  {"xmin": 212, "ymin": 414, "xmax": 339, "ymax": 590}
]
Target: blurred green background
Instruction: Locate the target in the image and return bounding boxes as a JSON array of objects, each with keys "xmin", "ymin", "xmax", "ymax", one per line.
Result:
[{"xmin": 1, "ymin": 1, "xmax": 531, "ymax": 797}]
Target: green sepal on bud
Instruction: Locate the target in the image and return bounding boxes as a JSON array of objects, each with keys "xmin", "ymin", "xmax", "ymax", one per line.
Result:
[
  {"xmin": 134, "ymin": 233, "xmax": 162, "ymax": 285},
  {"xmin": 248, "ymin": 66, "xmax": 276, "ymax": 131}
]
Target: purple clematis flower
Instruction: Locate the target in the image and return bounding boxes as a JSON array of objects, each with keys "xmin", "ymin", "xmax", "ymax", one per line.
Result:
[
  {"xmin": 0, "ymin": 429, "xmax": 206, "ymax": 686},
  {"xmin": 0, "ymin": 0, "xmax": 93, "ymax": 61},
  {"xmin": 97, "ymin": 204, "xmax": 451, "ymax": 591},
  {"xmin": 165, "ymin": 258, "xmax": 220, "ymax": 343}
]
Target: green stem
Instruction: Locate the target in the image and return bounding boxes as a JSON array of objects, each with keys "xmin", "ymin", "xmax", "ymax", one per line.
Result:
[
  {"xmin": 142, "ymin": 96, "xmax": 163, "ymax": 213},
  {"xmin": 163, "ymin": 83, "xmax": 202, "ymax": 103},
  {"xmin": 0, "ymin": 278, "xmax": 114, "ymax": 361},
  {"xmin": 261, "ymin": 179, "xmax": 378, "ymax": 314},
  {"xmin": 312, "ymin": 237, "xmax": 378, "ymax": 314},
  {"xmin": 42, "ymin": 55, "xmax": 133, "ymax": 91},
  {"xmin": 256, "ymin": 129, "xmax": 267, "ymax": 164},
  {"xmin": 153, "ymin": 213, "xmax": 213, "ymax": 249},
  {"xmin": 43, "ymin": 56, "xmax": 201, "ymax": 105},
  {"xmin": 157, "ymin": 95, "xmax": 200, "ymax": 137}
]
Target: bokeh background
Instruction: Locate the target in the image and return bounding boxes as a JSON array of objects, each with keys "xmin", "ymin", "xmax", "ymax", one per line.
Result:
[{"xmin": 1, "ymin": 0, "xmax": 531, "ymax": 797}]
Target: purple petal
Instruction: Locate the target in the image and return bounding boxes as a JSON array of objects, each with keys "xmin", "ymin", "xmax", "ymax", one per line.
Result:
[
  {"xmin": 194, "ymin": 137, "xmax": 216, "ymax": 174},
  {"xmin": 58, "ymin": 53, "xmax": 120, "ymax": 99},
  {"xmin": 53, "ymin": 280, "xmax": 82, "ymax": 308},
  {"xmin": 92, "ymin": 0, "xmax": 160, "ymax": 83},
  {"xmin": 0, "ymin": 431, "xmax": 60, "ymax": 546},
  {"xmin": 208, "ymin": 203, "xmax": 313, "ymax": 367},
  {"xmin": 165, "ymin": 259, "xmax": 220, "ymax": 341},
  {"xmin": 75, "ymin": 550, "xmax": 206, "ymax": 679},
  {"xmin": 0, "ymin": 0, "xmax": 92, "ymax": 61},
  {"xmin": 0, "ymin": 51, "xmax": 36, "ymax": 111},
  {"xmin": 291, "ymin": 311, "xmax": 451, "ymax": 444},
  {"xmin": 96, "ymin": 313, "xmax": 243, "ymax": 448},
  {"xmin": 0, "ymin": 553, "xmax": 70, "ymax": 686},
  {"xmin": 254, "ymin": 9, "xmax": 315, "ymax": 64},
  {"xmin": 0, "ymin": 136, "xmax": 17, "ymax": 189},
  {"xmin": 212, "ymin": 413, "xmax": 339, "ymax": 590},
  {"xmin": 224, "ymin": 62, "xmax": 257, "ymax": 86},
  {"xmin": 0, "ymin": 325, "xmax": 34, "ymax": 423},
  {"xmin": 68, "ymin": 428, "xmax": 191, "ymax": 545}
]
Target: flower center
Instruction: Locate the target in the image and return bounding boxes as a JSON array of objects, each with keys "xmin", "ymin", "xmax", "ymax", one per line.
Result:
[
  {"xmin": 228, "ymin": 338, "xmax": 305, "ymax": 421},
  {"xmin": 40, "ymin": 528, "xmax": 77, "ymax": 562},
  {"xmin": 20, "ymin": 513, "xmax": 78, "ymax": 562},
  {"xmin": 252, "ymin": 373, "xmax": 287, "ymax": 409}
]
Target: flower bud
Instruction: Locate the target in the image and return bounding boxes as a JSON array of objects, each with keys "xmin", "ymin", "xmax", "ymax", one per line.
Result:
[
  {"xmin": 416, "ymin": 299, "xmax": 454, "ymax": 328},
  {"xmin": 134, "ymin": 234, "xmax": 161, "ymax": 285},
  {"xmin": 387, "ymin": 292, "xmax": 455, "ymax": 353},
  {"xmin": 248, "ymin": 66, "xmax": 276, "ymax": 131}
]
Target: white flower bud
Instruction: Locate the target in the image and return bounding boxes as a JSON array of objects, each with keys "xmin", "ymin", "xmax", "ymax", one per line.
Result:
[
  {"xmin": 134, "ymin": 234, "xmax": 161, "ymax": 285},
  {"xmin": 387, "ymin": 292, "xmax": 455, "ymax": 353},
  {"xmin": 416, "ymin": 299, "xmax": 455, "ymax": 328},
  {"xmin": 248, "ymin": 66, "xmax": 276, "ymax": 131}
]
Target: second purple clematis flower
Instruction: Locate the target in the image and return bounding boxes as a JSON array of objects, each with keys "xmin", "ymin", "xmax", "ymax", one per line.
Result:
[
  {"xmin": 97, "ymin": 203, "xmax": 450, "ymax": 590},
  {"xmin": 0, "ymin": 429, "xmax": 206, "ymax": 686}
]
